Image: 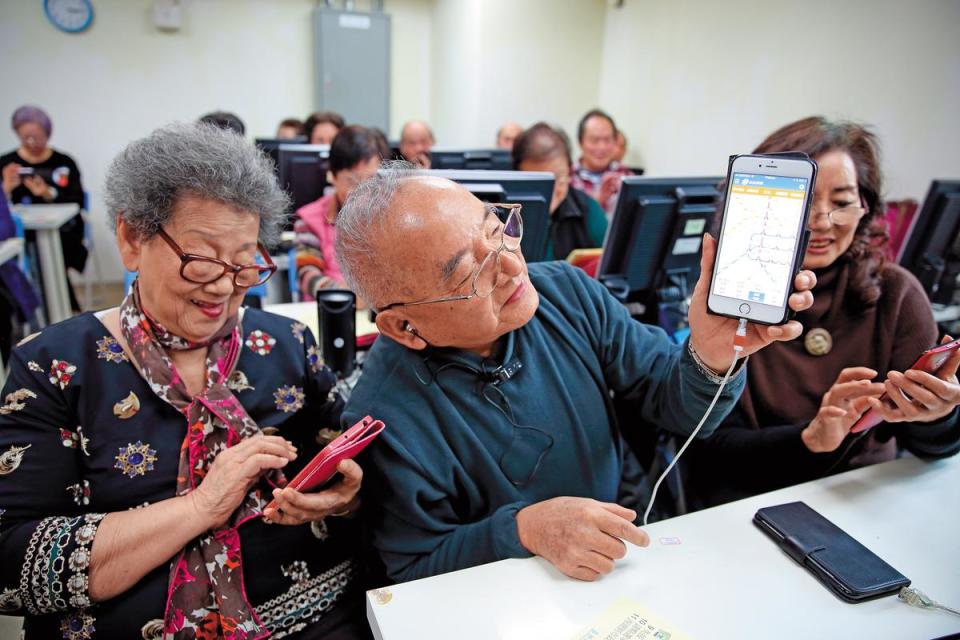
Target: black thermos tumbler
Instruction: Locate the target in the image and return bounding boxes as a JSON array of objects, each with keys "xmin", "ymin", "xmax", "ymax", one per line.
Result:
[{"xmin": 316, "ymin": 289, "xmax": 356, "ymax": 377}]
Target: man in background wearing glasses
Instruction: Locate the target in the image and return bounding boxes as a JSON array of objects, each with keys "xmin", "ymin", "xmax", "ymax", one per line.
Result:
[{"xmin": 339, "ymin": 162, "xmax": 817, "ymax": 583}]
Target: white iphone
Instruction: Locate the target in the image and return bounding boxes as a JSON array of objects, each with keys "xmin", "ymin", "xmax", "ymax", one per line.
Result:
[{"xmin": 707, "ymin": 153, "xmax": 817, "ymax": 325}]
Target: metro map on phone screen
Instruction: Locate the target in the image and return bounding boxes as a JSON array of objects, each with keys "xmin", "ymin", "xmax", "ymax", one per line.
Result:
[{"xmin": 713, "ymin": 173, "xmax": 809, "ymax": 307}]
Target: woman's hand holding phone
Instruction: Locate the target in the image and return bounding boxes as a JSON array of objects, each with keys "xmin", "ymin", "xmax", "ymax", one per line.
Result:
[
  {"xmin": 865, "ymin": 335, "xmax": 960, "ymax": 425},
  {"xmin": 687, "ymin": 233, "xmax": 817, "ymax": 374},
  {"xmin": 801, "ymin": 367, "xmax": 885, "ymax": 453},
  {"xmin": 262, "ymin": 458, "xmax": 363, "ymax": 526},
  {"xmin": 22, "ymin": 174, "xmax": 51, "ymax": 200}
]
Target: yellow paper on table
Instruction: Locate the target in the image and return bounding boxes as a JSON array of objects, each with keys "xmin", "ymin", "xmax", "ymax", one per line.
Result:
[{"xmin": 570, "ymin": 598, "xmax": 692, "ymax": 640}]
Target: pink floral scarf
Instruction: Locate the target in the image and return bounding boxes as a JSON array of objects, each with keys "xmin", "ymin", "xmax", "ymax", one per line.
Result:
[{"xmin": 120, "ymin": 283, "xmax": 280, "ymax": 639}]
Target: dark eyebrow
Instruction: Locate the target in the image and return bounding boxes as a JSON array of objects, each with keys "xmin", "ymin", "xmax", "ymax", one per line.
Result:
[
  {"xmin": 440, "ymin": 248, "xmax": 470, "ymax": 284},
  {"xmin": 831, "ymin": 185, "xmax": 858, "ymax": 195}
]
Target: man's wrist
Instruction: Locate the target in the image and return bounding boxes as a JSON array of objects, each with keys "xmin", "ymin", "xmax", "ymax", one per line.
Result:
[
  {"xmin": 514, "ymin": 504, "xmax": 536, "ymax": 554},
  {"xmin": 687, "ymin": 341, "xmax": 739, "ymax": 383}
]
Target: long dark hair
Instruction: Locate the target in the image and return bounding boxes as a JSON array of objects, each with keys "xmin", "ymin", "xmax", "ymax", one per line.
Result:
[{"xmin": 753, "ymin": 116, "xmax": 888, "ymax": 307}]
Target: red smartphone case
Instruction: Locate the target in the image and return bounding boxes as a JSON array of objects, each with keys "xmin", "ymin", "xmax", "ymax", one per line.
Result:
[
  {"xmin": 265, "ymin": 415, "xmax": 385, "ymax": 511},
  {"xmin": 851, "ymin": 338, "xmax": 960, "ymax": 433}
]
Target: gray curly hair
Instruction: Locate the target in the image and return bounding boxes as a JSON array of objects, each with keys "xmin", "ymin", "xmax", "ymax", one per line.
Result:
[{"xmin": 104, "ymin": 121, "xmax": 289, "ymax": 247}]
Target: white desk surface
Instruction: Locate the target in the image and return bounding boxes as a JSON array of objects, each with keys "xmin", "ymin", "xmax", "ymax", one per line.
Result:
[
  {"xmin": 366, "ymin": 455, "xmax": 960, "ymax": 640},
  {"xmin": 11, "ymin": 203, "xmax": 79, "ymax": 230},
  {"xmin": 263, "ymin": 301, "xmax": 378, "ymax": 342},
  {"xmin": 0, "ymin": 237, "xmax": 24, "ymax": 263}
]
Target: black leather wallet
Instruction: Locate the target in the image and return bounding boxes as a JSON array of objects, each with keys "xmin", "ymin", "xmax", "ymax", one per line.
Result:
[{"xmin": 754, "ymin": 501, "xmax": 910, "ymax": 602}]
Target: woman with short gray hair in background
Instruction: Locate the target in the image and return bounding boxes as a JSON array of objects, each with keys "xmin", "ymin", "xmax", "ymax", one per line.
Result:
[
  {"xmin": 0, "ymin": 122, "xmax": 371, "ymax": 639},
  {"xmin": 1, "ymin": 105, "xmax": 88, "ymax": 312}
]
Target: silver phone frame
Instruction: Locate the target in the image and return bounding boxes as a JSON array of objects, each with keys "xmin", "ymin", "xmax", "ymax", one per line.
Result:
[{"xmin": 708, "ymin": 155, "xmax": 815, "ymax": 325}]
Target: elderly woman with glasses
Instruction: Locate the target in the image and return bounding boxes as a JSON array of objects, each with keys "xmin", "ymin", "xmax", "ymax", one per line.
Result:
[
  {"xmin": 685, "ymin": 116, "xmax": 960, "ymax": 508},
  {"xmin": 1, "ymin": 105, "xmax": 88, "ymax": 312},
  {"xmin": 0, "ymin": 123, "xmax": 371, "ymax": 639},
  {"xmin": 334, "ymin": 161, "xmax": 817, "ymax": 584}
]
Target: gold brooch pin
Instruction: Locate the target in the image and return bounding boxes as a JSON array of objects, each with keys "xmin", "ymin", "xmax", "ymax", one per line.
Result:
[
  {"xmin": 0, "ymin": 388, "xmax": 37, "ymax": 415},
  {"xmin": 0, "ymin": 444, "xmax": 31, "ymax": 475},
  {"xmin": 113, "ymin": 392, "xmax": 141, "ymax": 419},
  {"xmin": 804, "ymin": 328, "xmax": 833, "ymax": 356},
  {"xmin": 114, "ymin": 440, "xmax": 157, "ymax": 478}
]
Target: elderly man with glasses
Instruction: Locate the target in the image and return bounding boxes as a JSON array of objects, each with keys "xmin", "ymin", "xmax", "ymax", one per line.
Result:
[{"xmin": 339, "ymin": 162, "xmax": 817, "ymax": 584}]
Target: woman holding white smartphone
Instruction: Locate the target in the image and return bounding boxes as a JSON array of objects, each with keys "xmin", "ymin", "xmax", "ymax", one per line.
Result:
[{"xmin": 686, "ymin": 116, "xmax": 960, "ymax": 508}]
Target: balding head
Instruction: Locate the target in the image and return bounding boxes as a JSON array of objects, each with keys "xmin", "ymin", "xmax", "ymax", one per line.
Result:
[
  {"xmin": 496, "ymin": 121, "xmax": 524, "ymax": 150},
  {"xmin": 336, "ymin": 161, "xmax": 539, "ymax": 354},
  {"xmin": 400, "ymin": 120, "xmax": 434, "ymax": 143},
  {"xmin": 399, "ymin": 121, "xmax": 435, "ymax": 167},
  {"xmin": 336, "ymin": 163, "xmax": 468, "ymax": 309}
]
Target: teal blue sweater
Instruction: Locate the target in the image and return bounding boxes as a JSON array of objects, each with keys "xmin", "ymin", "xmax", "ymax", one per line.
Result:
[{"xmin": 344, "ymin": 261, "xmax": 744, "ymax": 582}]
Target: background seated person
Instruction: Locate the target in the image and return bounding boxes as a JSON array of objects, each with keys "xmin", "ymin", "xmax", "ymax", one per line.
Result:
[
  {"xmin": 0, "ymin": 122, "xmax": 369, "ymax": 639},
  {"xmin": 496, "ymin": 121, "xmax": 523, "ymax": 150},
  {"xmin": 398, "ymin": 120, "xmax": 434, "ymax": 169},
  {"xmin": 512, "ymin": 122, "xmax": 608, "ymax": 261},
  {"xmin": 570, "ymin": 108, "xmax": 633, "ymax": 215},
  {"xmin": 614, "ymin": 130, "xmax": 627, "ymax": 164},
  {"xmin": 198, "ymin": 110, "xmax": 245, "ymax": 136},
  {"xmin": 277, "ymin": 117, "xmax": 306, "ymax": 140},
  {"xmin": 336, "ymin": 162, "xmax": 815, "ymax": 583},
  {"xmin": 686, "ymin": 117, "xmax": 960, "ymax": 508},
  {"xmin": 1, "ymin": 105, "xmax": 87, "ymax": 312},
  {"xmin": 295, "ymin": 125, "xmax": 381, "ymax": 300},
  {"xmin": 305, "ymin": 111, "xmax": 345, "ymax": 146}
]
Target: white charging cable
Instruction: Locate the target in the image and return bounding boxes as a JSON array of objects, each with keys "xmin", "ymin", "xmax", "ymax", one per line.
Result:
[{"xmin": 642, "ymin": 318, "xmax": 749, "ymax": 526}]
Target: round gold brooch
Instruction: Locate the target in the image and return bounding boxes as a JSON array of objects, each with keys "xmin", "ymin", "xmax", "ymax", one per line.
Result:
[{"xmin": 804, "ymin": 328, "xmax": 833, "ymax": 356}]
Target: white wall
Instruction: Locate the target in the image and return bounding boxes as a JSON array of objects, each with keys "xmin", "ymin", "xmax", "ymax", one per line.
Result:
[
  {"xmin": 598, "ymin": 0, "xmax": 960, "ymax": 200},
  {"xmin": 428, "ymin": 0, "xmax": 607, "ymax": 147},
  {"xmin": 3, "ymin": 0, "xmax": 957, "ymax": 285},
  {"xmin": 0, "ymin": 0, "xmax": 434, "ymax": 283},
  {"xmin": 388, "ymin": 0, "xmax": 434, "ymax": 136}
]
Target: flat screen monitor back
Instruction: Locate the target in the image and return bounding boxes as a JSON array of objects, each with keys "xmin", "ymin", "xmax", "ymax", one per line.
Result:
[
  {"xmin": 898, "ymin": 179, "xmax": 960, "ymax": 303},
  {"xmin": 424, "ymin": 169, "xmax": 554, "ymax": 263},
  {"xmin": 430, "ymin": 148, "xmax": 513, "ymax": 171},
  {"xmin": 276, "ymin": 144, "xmax": 331, "ymax": 214},
  {"xmin": 599, "ymin": 176, "xmax": 723, "ymax": 300}
]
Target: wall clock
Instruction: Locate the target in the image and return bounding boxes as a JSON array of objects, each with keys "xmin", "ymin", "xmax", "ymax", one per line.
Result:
[{"xmin": 44, "ymin": 0, "xmax": 94, "ymax": 34}]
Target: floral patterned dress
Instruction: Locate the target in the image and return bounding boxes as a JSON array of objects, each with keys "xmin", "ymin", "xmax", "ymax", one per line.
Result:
[{"xmin": 0, "ymin": 308, "xmax": 366, "ymax": 639}]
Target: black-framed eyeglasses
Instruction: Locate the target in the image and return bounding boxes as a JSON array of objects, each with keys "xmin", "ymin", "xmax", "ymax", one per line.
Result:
[
  {"xmin": 156, "ymin": 228, "xmax": 277, "ymax": 288},
  {"xmin": 380, "ymin": 203, "xmax": 523, "ymax": 310}
]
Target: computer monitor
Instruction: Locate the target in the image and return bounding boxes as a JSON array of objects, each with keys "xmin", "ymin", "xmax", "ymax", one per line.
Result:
[
  {"xmin": 598, "ymin": 176, "xmax": 723, "ymax": 324},
  {"xmin": 424, "ymin": 169, "xmax": 554, "ymax": 263},
  {"xmin": 429, "ymin": 148, "xmax": 513, "ymax": 171},
  {"xmin": 898, "ymin": 180, "xmax": 960, "ymax": 304},
  {"xmin": 274, "ymin": 143, "xmax": 331, "ymax": 213},
  {"xmin": 255, "ymin": 137, "xmax": 306, "ymax": 167}
]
